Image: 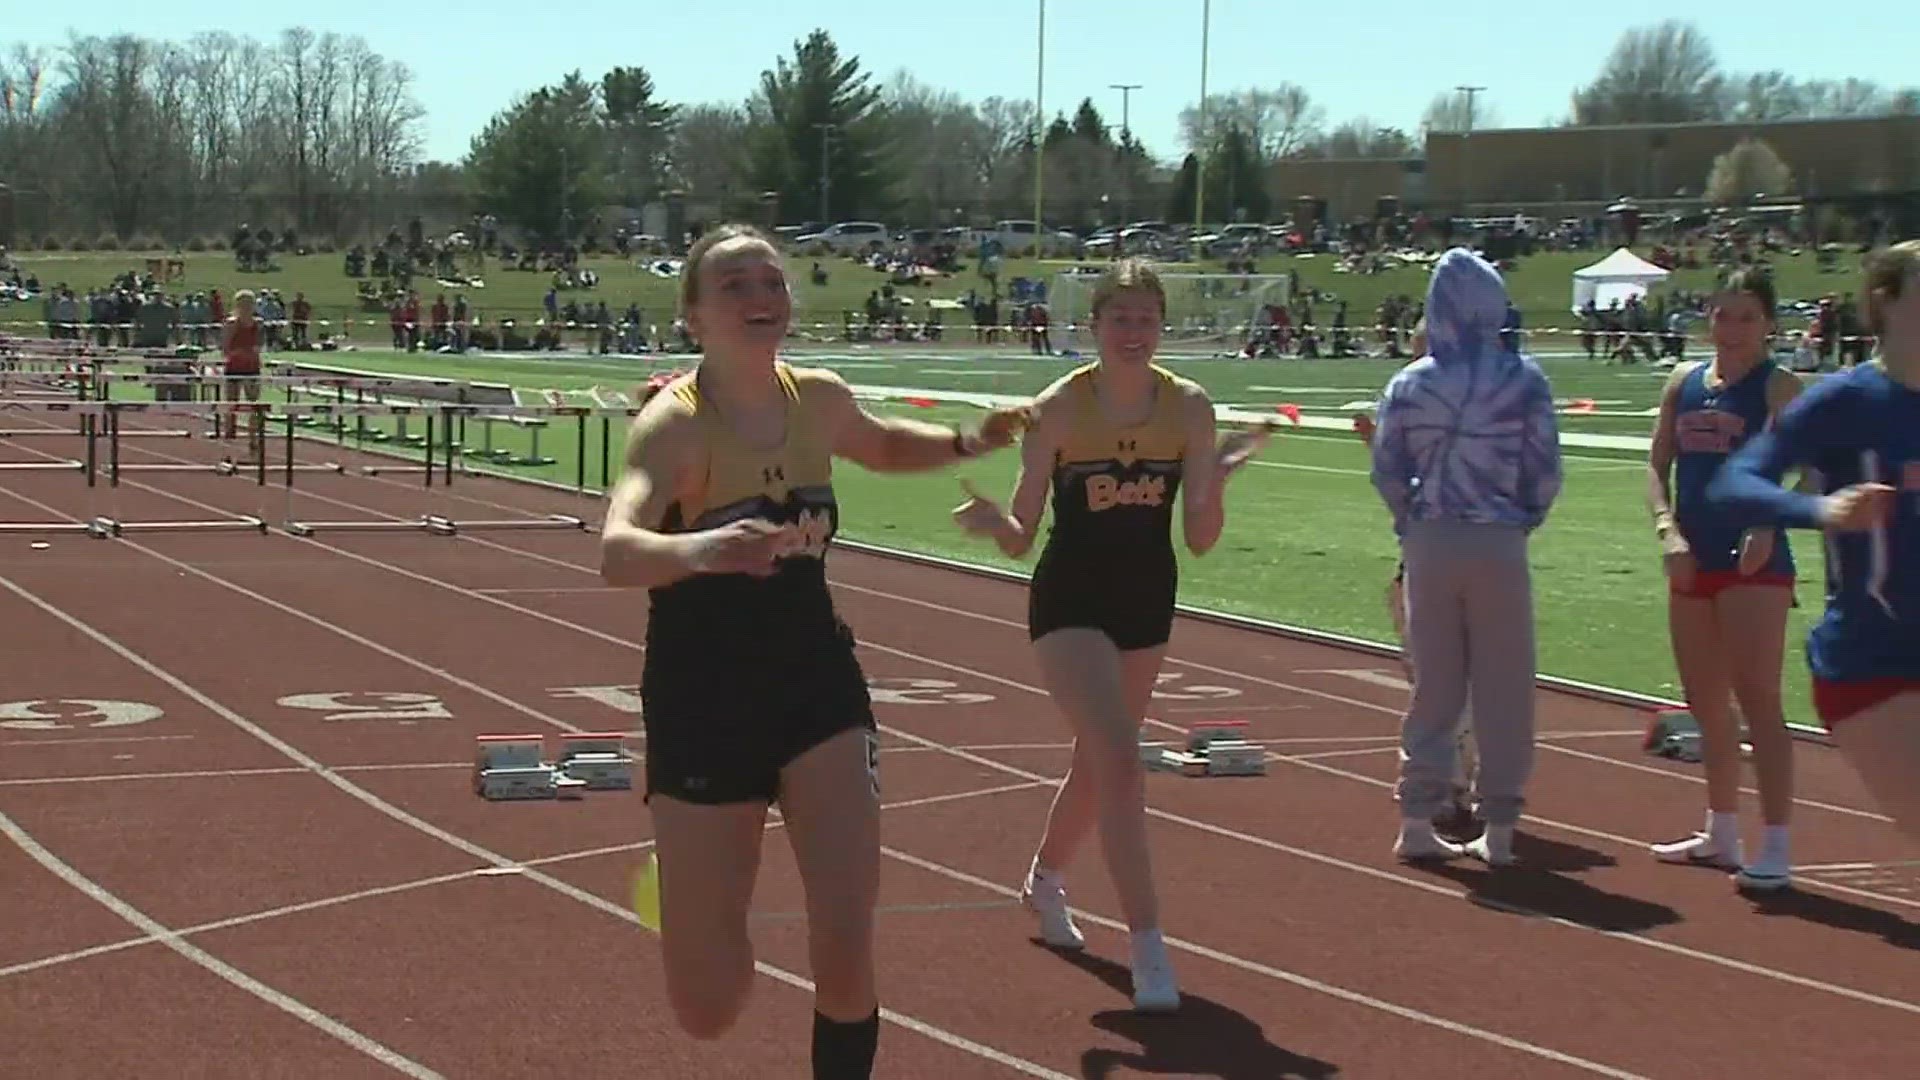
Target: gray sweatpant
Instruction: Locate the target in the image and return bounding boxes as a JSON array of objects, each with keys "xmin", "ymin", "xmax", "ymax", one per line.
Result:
[{"xmin": 1395, "ymin": 521, "xmax": 1536, "ymax": 826}]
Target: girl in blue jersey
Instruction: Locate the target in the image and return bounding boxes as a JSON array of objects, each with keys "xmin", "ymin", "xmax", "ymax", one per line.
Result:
[
  {"xmin": 1710, "ymin": 240, "xmax": 1920, "ymax": 844},
  {"xmin": 1645, "ymin": 269, "xmax": 1806, "ymax": 890}
]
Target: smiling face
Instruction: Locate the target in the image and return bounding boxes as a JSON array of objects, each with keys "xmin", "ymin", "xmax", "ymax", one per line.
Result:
[
  {"xmin": 684, "ymin": 232, "xmax": 791, "ymax": 357},
  {"xmin": 1092, "ymin": 288, "xmax": 1164, "ymax": 368}
]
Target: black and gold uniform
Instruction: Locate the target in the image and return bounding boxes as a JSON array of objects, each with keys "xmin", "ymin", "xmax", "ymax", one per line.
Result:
[
  {"xmin": 641, "ymin": 362, "xmax": 875, "ymax": 805},
  {"xmin": 1029, "ymin": 363, "xmax": 1194, "ymax": 651}
]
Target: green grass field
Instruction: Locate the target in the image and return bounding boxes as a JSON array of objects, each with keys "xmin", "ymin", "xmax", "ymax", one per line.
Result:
[
  {"xmin": 214, "ymin": 346, "xmax": 1834, "ymax": 729},
  {"xmin": 4, "ymin": 243, "xmax": 1867, "ymax": 353}
]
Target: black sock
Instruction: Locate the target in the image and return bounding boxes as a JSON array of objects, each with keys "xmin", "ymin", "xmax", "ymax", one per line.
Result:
[{"xmin": 811, "ymin": 1007, "xmax": 879, "ymax": 1080}]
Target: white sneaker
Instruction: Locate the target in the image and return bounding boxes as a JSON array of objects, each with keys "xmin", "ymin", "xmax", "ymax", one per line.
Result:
[
  {"xmin": 1651, "ymin": 831, "xmax": 1742, "ymax": 869},
  {"xmin": 1734, "ymin": 852, "xmax": 1793, "ymax": 892},
  {"xmin": 1464, "ymin": 824, "xmax": 1517, "ymax": 868},
  {"xmin": 1394, "ymin": 819, "xmax": 1464, "ymax": 863},
  {"xmin": 1130, "ymin": 943, "xmax": 1181, "ymax": 1013},
  {"xmin": 1020, "ymin": 865, "xmax": 1085, "ymax": 950}
]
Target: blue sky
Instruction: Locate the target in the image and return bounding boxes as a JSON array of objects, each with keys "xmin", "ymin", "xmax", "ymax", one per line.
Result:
[{"xmin": 10, "ymin": 2, "xmax": 1910, "ymax": 165}]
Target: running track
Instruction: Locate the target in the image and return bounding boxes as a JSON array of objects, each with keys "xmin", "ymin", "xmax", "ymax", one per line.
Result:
[{"xmin": 1, "ymin": 412, "xmax": 1916, "ymax": 1079}]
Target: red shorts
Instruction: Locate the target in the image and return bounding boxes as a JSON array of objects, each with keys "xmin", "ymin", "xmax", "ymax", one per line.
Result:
[
  {"xmin": 1812, "ymin": 678, "xmax": 1920, "ymax": 728},
  {"xmin": 1670, "ymin": 570, "xmax": 1795, "ymax": 600}
]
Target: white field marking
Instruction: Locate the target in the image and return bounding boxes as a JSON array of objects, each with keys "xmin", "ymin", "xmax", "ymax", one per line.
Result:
[
  {"xmin": 0, "ymin": 482, "xmax": 1668, "ymax": 1070},
  {"xmin": 2, "ymin": 733, "xmax": 195, "ymax": 748},
  {"xmin": 877, "ymin": 844, "xmax": 1647, "ymax": 1080},
  {"xmin": 0, "ymin": 575, "xmax": 1077, "ymax": 1080},
  {"xmin": 118, "ymin": 440, "xmax": 1906, "ymax": 872},
  {"xmin": 473, "ymin": 586, "xmax": 622, "ymax": 595},
  {"xmin": 1796, "ymin": 860, "xmax": 1920, "ymax": 874},
  {"xmin": 818, "ymin": 576, "xmax": 1900, "ymax": 824},
  {"xmin": 45, "ymin": 441, "xmax": 1920, "ymax": 965},
  {"xmin": 2, "ymin": 778, "xmax": 1049, "ymax": 981},
  {"xmin": 70, "ymin": 439, "xmax": 1910, "ymax": 894},
  {"xmin": 0, "ymin": 812, "xmax": 445, "ymax": 1078}
]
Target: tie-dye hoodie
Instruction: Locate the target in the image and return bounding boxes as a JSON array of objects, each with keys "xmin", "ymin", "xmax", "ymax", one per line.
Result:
[{"xmin": 1369, "ymin": 248, "xmax": 1563, "ymax": 536}]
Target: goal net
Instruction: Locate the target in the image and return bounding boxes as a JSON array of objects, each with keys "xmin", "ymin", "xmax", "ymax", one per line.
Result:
[{"xmin": 1048, "ymin": 268, "xmax": 1293, "ymax": 356}]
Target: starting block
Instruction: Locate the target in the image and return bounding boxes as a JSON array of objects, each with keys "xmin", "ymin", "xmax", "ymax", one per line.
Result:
[
  {"xmin": 472, "ymin": 734, "xmax": 587, "ymax": 801},
  {"xmin": 555, "ymin": 732, "xmax": 636, "ymax": 791},
  {"xmin": 1140, "ymin": 720, "xmax": 1267, "ymax": 777},
  {"xmin": 1643, "ymin": 708, "xmax": 1751, "ymax": 764}
]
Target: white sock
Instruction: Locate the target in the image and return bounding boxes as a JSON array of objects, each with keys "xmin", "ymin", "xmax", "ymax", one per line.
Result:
[
  {"xmin": 1129, "ymin": 928, "xmax": 1166, "ymax": 965},
  {"xmin": 1758, "ymin": 825, "xmax": 1790, "ymax": 863},
  {"xmin": 1029, "ymin": 859, "xmax": 1064, "ymax": 889},
  {"xmin": 1706, "ymin": 810, "xmax": 1740, "ymax": 847}
]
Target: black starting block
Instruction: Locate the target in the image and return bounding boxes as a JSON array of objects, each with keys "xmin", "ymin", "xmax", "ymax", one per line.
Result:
[{"xmin": 1643, "ymin": 708, "xmax": 1751, "ymax": 763}]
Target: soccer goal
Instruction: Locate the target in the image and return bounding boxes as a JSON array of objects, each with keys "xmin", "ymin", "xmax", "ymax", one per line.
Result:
[{"xmin": 1049, "ymin": 268, "xmax": 1292, "ymax": 356}]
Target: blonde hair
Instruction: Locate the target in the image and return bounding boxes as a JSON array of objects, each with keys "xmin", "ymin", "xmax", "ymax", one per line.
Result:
[
  {"xmin": 1089, "ymin": 257, "xmax": 1166, "ymax": 320},
  {"xmin": 679, "ymin": 223, "xmax": 779, "ymax": 312},
  {"xmin": 1864, "ymin": 239, "xmax": 1920, "ymax": 338},
  {"xmin": 232, "ymin": 289, "xmax": 256, "ymax": 308}
]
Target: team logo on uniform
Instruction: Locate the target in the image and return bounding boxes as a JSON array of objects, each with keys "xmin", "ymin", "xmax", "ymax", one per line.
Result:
[
  {"xmin": 762, "ymin": 464, "xmax": 785, "ymax": 485},
  {"xmin": 1086, "ymin": 473, "xmax": 1166, "ymax": 511},
  {"xmin": 1675, "ymin": 410, "xmax": 1745, "ymax": 454}
]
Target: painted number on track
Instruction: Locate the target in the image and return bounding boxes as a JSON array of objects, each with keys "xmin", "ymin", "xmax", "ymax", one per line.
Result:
[
  {"xmin": 277, "ymin": 692, "xmax": 453, "ymax": 723},
  {"xmin": 1150, "ymin": 673, "xmax": 1240, "ymax": 701},
  {"xmin": 867, "ymin": 678, "xmax": 994, "ymax": 706},
  {"xmin": 0, "ymin": 699, "xmax": 164, "ymax": 731}
]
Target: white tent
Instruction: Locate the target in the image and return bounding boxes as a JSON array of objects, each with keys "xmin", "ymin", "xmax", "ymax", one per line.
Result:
[{"xmin": 1571, "ymin": 247, "xmax": 1670, "ymax": 313}]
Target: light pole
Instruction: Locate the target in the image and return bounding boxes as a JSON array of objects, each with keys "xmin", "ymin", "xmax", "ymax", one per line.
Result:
[
  {"xmin": 1033, "ymin": 0, "xmax": 1046, "ymax": 244},
  {"xmin": 1455, "ymin": 85, "xmax": 1484, "ymax": 210},
  {"xmin": 1110, "ymin": 82, "xmax": 1140, "ymax": 225},
  {"xmin": 1193, "ymin": 0, "xmax": 1211, "ymax": 232}
]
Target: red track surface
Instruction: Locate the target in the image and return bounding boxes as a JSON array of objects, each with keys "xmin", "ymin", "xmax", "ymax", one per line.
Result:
[{"xmin": 2, "ymin": 413, "xmax": 1917, "ymax": 1079}]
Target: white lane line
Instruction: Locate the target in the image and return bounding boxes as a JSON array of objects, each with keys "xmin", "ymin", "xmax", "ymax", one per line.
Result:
[{"xmin": 0, "ymin": 810, "xmax": 444, "ymax": 1078}]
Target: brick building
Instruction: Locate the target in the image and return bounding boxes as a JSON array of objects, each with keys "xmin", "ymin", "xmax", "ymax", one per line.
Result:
[{"xmin": 1266, "ymin": 115, "xmax": 1920, "ymax": 219}]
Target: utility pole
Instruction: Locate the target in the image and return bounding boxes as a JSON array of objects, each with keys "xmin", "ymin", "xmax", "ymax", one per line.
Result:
[
  {"xmin": 1033, "ymin": 0, "xmax": 1046, "ymax": 242},
  {"xmin": 1109, "ymin": 82, "xmax": 1140, "ymax": 226},
  {"xmin": 1194, "ymin": 0, "xmax": 1211, "ymax": 232},
  {"xmin": 813, "ymin": 122, "xmax": 835, "ymax": 223},
  {"xmin": 1455, "ymin": 85, "xmax": 1484, "ymax": 212}
]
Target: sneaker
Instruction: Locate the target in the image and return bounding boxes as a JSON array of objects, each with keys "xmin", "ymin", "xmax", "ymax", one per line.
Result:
[
  {"xmin": 1394, "ymin": 819, "xmax": 1464, "ymax": 863},
  {"xmin": 1020, "ymin": 866, "xmax": 1085, "ymax": 950},
  {"xmin": 1734, "ymin": 852, "xmax": 1793, "ymax": 892},
  {"xmin": 1650, "ymin": 831, "xmax": 1742, "ymax": 869},
  {"xmin": 1434, "ymin": 789, "xmax": 1480, "ymax": 842},
  {"xmin": 1130, "ymin": 946, "xmax": 1181, "ymax": 1013}
]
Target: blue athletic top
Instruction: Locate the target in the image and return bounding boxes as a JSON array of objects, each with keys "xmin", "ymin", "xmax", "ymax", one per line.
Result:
[
  {"xmin": 1671, "ymin": 360, "xmax": 1793, "ymax": 575},
  {"xmin": 1709, "ymin": 363, "xmax": 1920, "ymax": 683}
]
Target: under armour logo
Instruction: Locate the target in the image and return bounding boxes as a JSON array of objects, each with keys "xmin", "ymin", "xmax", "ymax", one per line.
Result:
[
  {"xmin": 762, "ymin": 465, "xmax": 784, "ymax": 485},
  {"xmin": 1117, "ymin": 439, "xmax": 1136, "ymax": 453}
]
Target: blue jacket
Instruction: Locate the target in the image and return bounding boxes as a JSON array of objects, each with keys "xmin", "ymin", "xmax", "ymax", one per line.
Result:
[{"xmin": 1370, "ymin": 248, "xmax": 1563, "ymax": 536}]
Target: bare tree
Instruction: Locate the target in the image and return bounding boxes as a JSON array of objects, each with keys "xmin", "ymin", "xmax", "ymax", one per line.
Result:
[
  {"xmin": 1179, "ymin": 85, "xmax": 1322, "ymax": 160},
  {"xmin": 1706, "ymin": 138, "xmax": 1793, "ymax": 202},
  {"xmin": 1570, "ymin": 20, "xmax": 1723, "ymax": 125},
  {"xmin": 1421, "ymin": 90, "xmax": 1499, "ymax": 134}
]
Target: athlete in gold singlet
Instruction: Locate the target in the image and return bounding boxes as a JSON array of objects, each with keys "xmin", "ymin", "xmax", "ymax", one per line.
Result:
[
  {"xmin": 953, "ymin": 258, "xmax": 1269, "ymax": 1013},
  {"xmin": 599, "ymin": 224, "xmax": 1026, "ymax": 1080}
]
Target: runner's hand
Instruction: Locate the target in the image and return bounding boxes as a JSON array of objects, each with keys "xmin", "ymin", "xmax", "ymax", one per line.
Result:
[
  {"xmin": 971, "ymin": 405, "xmax": 1032, "ymax": 452},
  {"xmin": 1819, "ymin": 483, "xmax": 1895, "ymax": 532},
  {"xmin": 1217, "ymin": 420, "xmax": 1276, "ymax": 477},
  {"xmin": 687, "ymin": 518, "xmax": 795, "ymax": 577},
  {"xmin": 1662, "ymin": 549, "xmax": 1697, "ymax": 592},
  {"xmin": 951, "ymin": 479, "xmax": 1011, "ymax": 538}
]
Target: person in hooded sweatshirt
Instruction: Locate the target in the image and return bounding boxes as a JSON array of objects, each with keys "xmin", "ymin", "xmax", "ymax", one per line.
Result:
[{"xmin": 1368, "ymin": 248, "xmax": 1564, "ymax": 867}]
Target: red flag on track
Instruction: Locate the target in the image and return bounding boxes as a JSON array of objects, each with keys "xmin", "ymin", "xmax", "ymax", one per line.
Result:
[
  {"xmin": 1274, "ymin": 402, "xmax": 1301, "ymax": 425},
  {"xmin": 903, "ymin": 396, "xmax": 936, "ymax": 408}
]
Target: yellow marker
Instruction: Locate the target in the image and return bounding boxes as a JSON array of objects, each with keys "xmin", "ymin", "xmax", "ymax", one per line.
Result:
[{"xmin": 632, "ymin": 850, "xmax": 662, "ymax": 931}]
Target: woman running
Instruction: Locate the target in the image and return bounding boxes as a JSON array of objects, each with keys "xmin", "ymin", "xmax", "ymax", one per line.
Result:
[
  {"xmin": 1709, "ymin": 240, "xmax": 1920, "ymax": 844},
  {"xmin": 599, "ymin": 223, "xmax": 1026, "ymax": 1080},
  {"xmin": 951, "ymin": 258, "xmax": 1269, "ymax": 1013},
  {"xmin": 1369, "ymin": 248, "xmax": 1562, "ymax": 868},
  {"xmin": 1645, "ymin": 268, "xmax": 1804, "ymax": 890}
]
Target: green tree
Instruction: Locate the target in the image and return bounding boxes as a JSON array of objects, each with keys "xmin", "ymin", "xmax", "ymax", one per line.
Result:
[
  {"xmin": 464, "ymin": 72, "xmax": 605, "ymax": 239},
  {"xmin": 749, "ymin": 30, "xmax": 895, "ymax": 222},
  {"xmin": 599, "ymin": 66, "xmax": 677, "ymax": 206}
]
